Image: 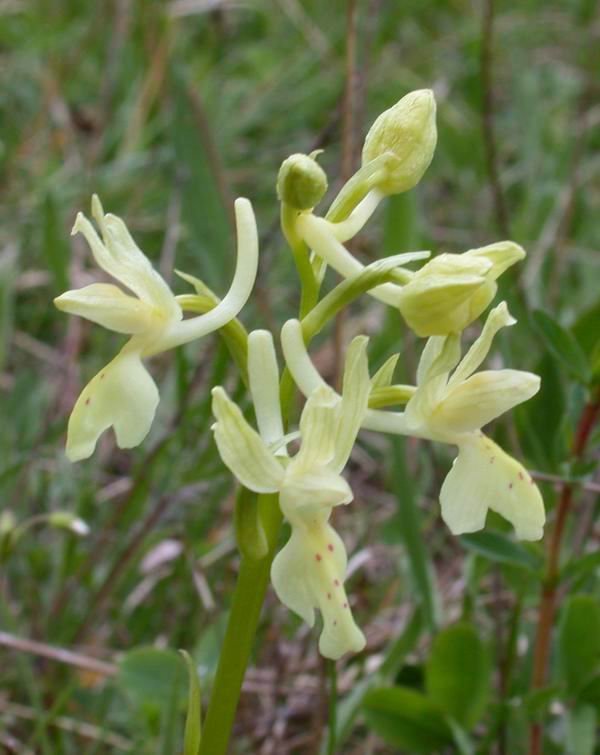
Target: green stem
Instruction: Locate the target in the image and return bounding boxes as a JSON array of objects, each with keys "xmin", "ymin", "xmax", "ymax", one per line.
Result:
[
  {"xmin": 199, "ymin": 495, "xmax": 282, "ymax": 754},
  {"xmin": 198, "ymin": 208, "xmax": 318, "ymax": 750},
  {"xmin": 281, "ymin": 203, "xmax": 320, "ymax": 316},
  {"xmin": 326, "ymin": 660, "xmax": 338, "ymax": 755}
]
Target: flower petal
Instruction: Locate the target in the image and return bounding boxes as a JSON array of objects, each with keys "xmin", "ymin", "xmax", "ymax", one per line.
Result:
[
  {"xmin": 92, "ymin": 196, "xmax": 180, "ymax": 317},
  {"xmin": 211, "ymin": 387, "xmax": 284, "ymax": 493},
  {"xmin": 281, "ymin": 467, "xmax": 353, "ymax": 516},
  {"xmin": 440, "ymin": 433, "xmax": 545, "ymax": 540},
  {"xmin": 464, "ymin": 241, "xmax": 525, "ymax": 280},
  {"xmin": 281, "ymin": 318, "xmax": 330, "ymax": 398},
  {"xmin": 448, "ymin": 301, "xmax": 515, "ymax": 387},
  {"xmin": 248, "ymin": 330, "xmax": 284, "ymax": 449},
  {"xmin": 72, "ymin": 196, "xmax": 179, "ymax": 319},
  {"xmin": 370, "ymin": 354, "xmax": 399, "ymax": 390},
  {"xmin": 332, "ymin": 336, "xmax": 370, "ymax": 471},
  {"xmin": 293, "ymin": 386, "xmax": 341, "ymax": 472},
  {"xmin": 54, "ymin": 283, "xmax": 156, "ymax": 334},
  {"xmin": 66, "ymin": 349, "xmax": 159, "ymax": 461},
  {"xmin": 151, "ymin": 198, "xmax": 259, "ymax": 352},
  {"xmin": 325, "ymin": 189, "xmax": 384, "ymax": 243},
  {"xmin": 405, "ymin": 334, "xmax": 461, "ymax": 432},
  {"xmin": 416, "ymin": 333, "xmax": 461, "ymax": 386},
  {"xmin": 433, "ymin": 369, "xmax": 540, "ymax": 433},
  {"xmin": 271, "ymin": 522, "xmax": 366, "ymax": 660}
]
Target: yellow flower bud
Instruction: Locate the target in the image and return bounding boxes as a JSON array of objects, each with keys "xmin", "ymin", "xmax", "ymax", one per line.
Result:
[
  {"xmin": 277, "ymin": 153, "xmax": 328, "ymax": 210},
  {"xmin": 362, "ymin": 89, "xmax": 437, "ymax": 194},
  {"xmin": 397, "ymin": 242, "xmax": 525, "ymax": 337}
]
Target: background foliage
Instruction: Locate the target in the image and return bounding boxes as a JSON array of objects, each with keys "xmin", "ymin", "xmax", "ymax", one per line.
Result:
[{"xmin": 1, "ymin": 0, "xmax": 599, "ymax": 752}]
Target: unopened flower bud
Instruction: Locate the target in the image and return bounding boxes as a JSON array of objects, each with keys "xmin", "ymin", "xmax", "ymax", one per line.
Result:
[
  {"xmin": 277, "ymin": 153, "xmax": 328, "ymax": 210},
  {"xmin": 362, "ymin": 89, "xmax": 437, "ymax": 194},
  {"xmin": 0, "ymin": 511, "xmax": 17, "ymax": 562},
  {"xmin": 398, "ymin": 241, "xmax": 525, "ymax": 336},
  {"xmin": 0, "ymin": 510, "xmax": 16, "ymax": 536},
  {"xmin": 48, "ymin": 511, "xmax": 90, "ymax": 536}
]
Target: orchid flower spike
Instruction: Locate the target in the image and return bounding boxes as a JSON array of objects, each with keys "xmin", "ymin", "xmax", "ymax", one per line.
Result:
[
  {"xmin": 277, "ymin": 88, "xmax": 525, "ymax": 337},
  {"xmin": 54, "ymin": 195, "xmax": 258, "ymax": 461},
  {"xmin": 211, "ymin": 330, "xmax": 370, "ymax": 660},
  {"xmin": 281, "ymin": 304, "xmax": 545, "ymax": 541}
]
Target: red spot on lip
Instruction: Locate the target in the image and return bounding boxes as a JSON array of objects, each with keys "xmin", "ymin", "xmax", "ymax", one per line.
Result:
[
  {"xmin": 334, "ymin": 579, "xmax": 340, "ymax": 587},
  {"xmin": 327, "ymin": 544, "xmax": 334, "ymax": 552},
  {"xmin": 85, "ymin": 397, "xmax": 91, "ymax": 406},
  {"xmin": 315, "ymin": 554, "xmax": 322, "ymax": 562}
]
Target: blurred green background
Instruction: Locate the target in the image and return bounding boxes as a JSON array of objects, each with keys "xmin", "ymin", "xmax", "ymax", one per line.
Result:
[{"xmin": 1, "ymin": 0, "xmax": 599, "ymax": 753}]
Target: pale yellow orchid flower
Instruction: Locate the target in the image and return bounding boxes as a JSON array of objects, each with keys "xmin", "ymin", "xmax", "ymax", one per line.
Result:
[
  {"xmin": 55, "ymin": 195, "xmax": 258, "ymax": 462},
  {"xmin": 211, "ymin": 330, "xmax": 369, "ymax": 660},
  {"xmin": 281, "ymin": 303, "xmax": 545, "ymax": 541}
]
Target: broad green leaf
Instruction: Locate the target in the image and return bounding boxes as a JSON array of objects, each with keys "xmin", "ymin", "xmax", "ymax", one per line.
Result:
[
  {"xmin": 447, "ymin": 718, "xmax": 475, "ymax": 755},
  {"xmin": 322, "ymin": 608, "xmax": 424, "ymax": 754},
  {"xmin": 362, "ymin": 687, "xmax": 453, "ymax": 753},
  {"xmin": 425, "ymin": 623, "xmax": 491, "ymax": 728},
  {"xmin": 573, "ymin": 300, "xmax": 600, "ymax": 354},
  {"xmin": 561, "ymin": 551, "xmax": 600, "ymax": 584},
  {"xmin": 578, "ymin": 675, "xmax": 600, "ymax": 713},
  {"xmin": 117, "ymin": 647, "xmax": 186, "ymax": 715},
  {"xmin": 514, "ymin": 353, "xmax": 566, "ymax": 467},
  {"xmin": 566, "ymin": 705, "xmax": 596, "ymax": 755},
  {"xmin": 532, "ymin": 310, "xmax": 591, "ymax": 384},
  {"xmin": 460, "ymin": 530, "xmax": 542, "ymax": 573},
  {"xmin": 559, "ymin": 595, "xmax": 600, "ymax": 695},
  {"xmin": 180, "ymin": 650, "xmax": 202, "ymax": 755}
]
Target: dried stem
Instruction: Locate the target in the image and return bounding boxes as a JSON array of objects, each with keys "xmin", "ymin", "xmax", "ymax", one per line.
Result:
[
  {"xmin": 0, "ymin": 630, "xmax": 116, "ymax": 677},
  {"xmin": 528, "ymin": 388, "xmax": 600, "ymax": 754},
  {"xmin": 0, "ymin": 700, "xmax": 131, "ymax": 751}
]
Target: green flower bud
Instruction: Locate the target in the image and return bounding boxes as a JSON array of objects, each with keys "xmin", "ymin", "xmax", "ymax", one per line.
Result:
[
  {"xmin": 362, "ymin": 89, "xmax": 437, "ymax": 194},
  {"xmin": 277, "ymin": 153, "xmax": 328, "ymax": 210}
]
